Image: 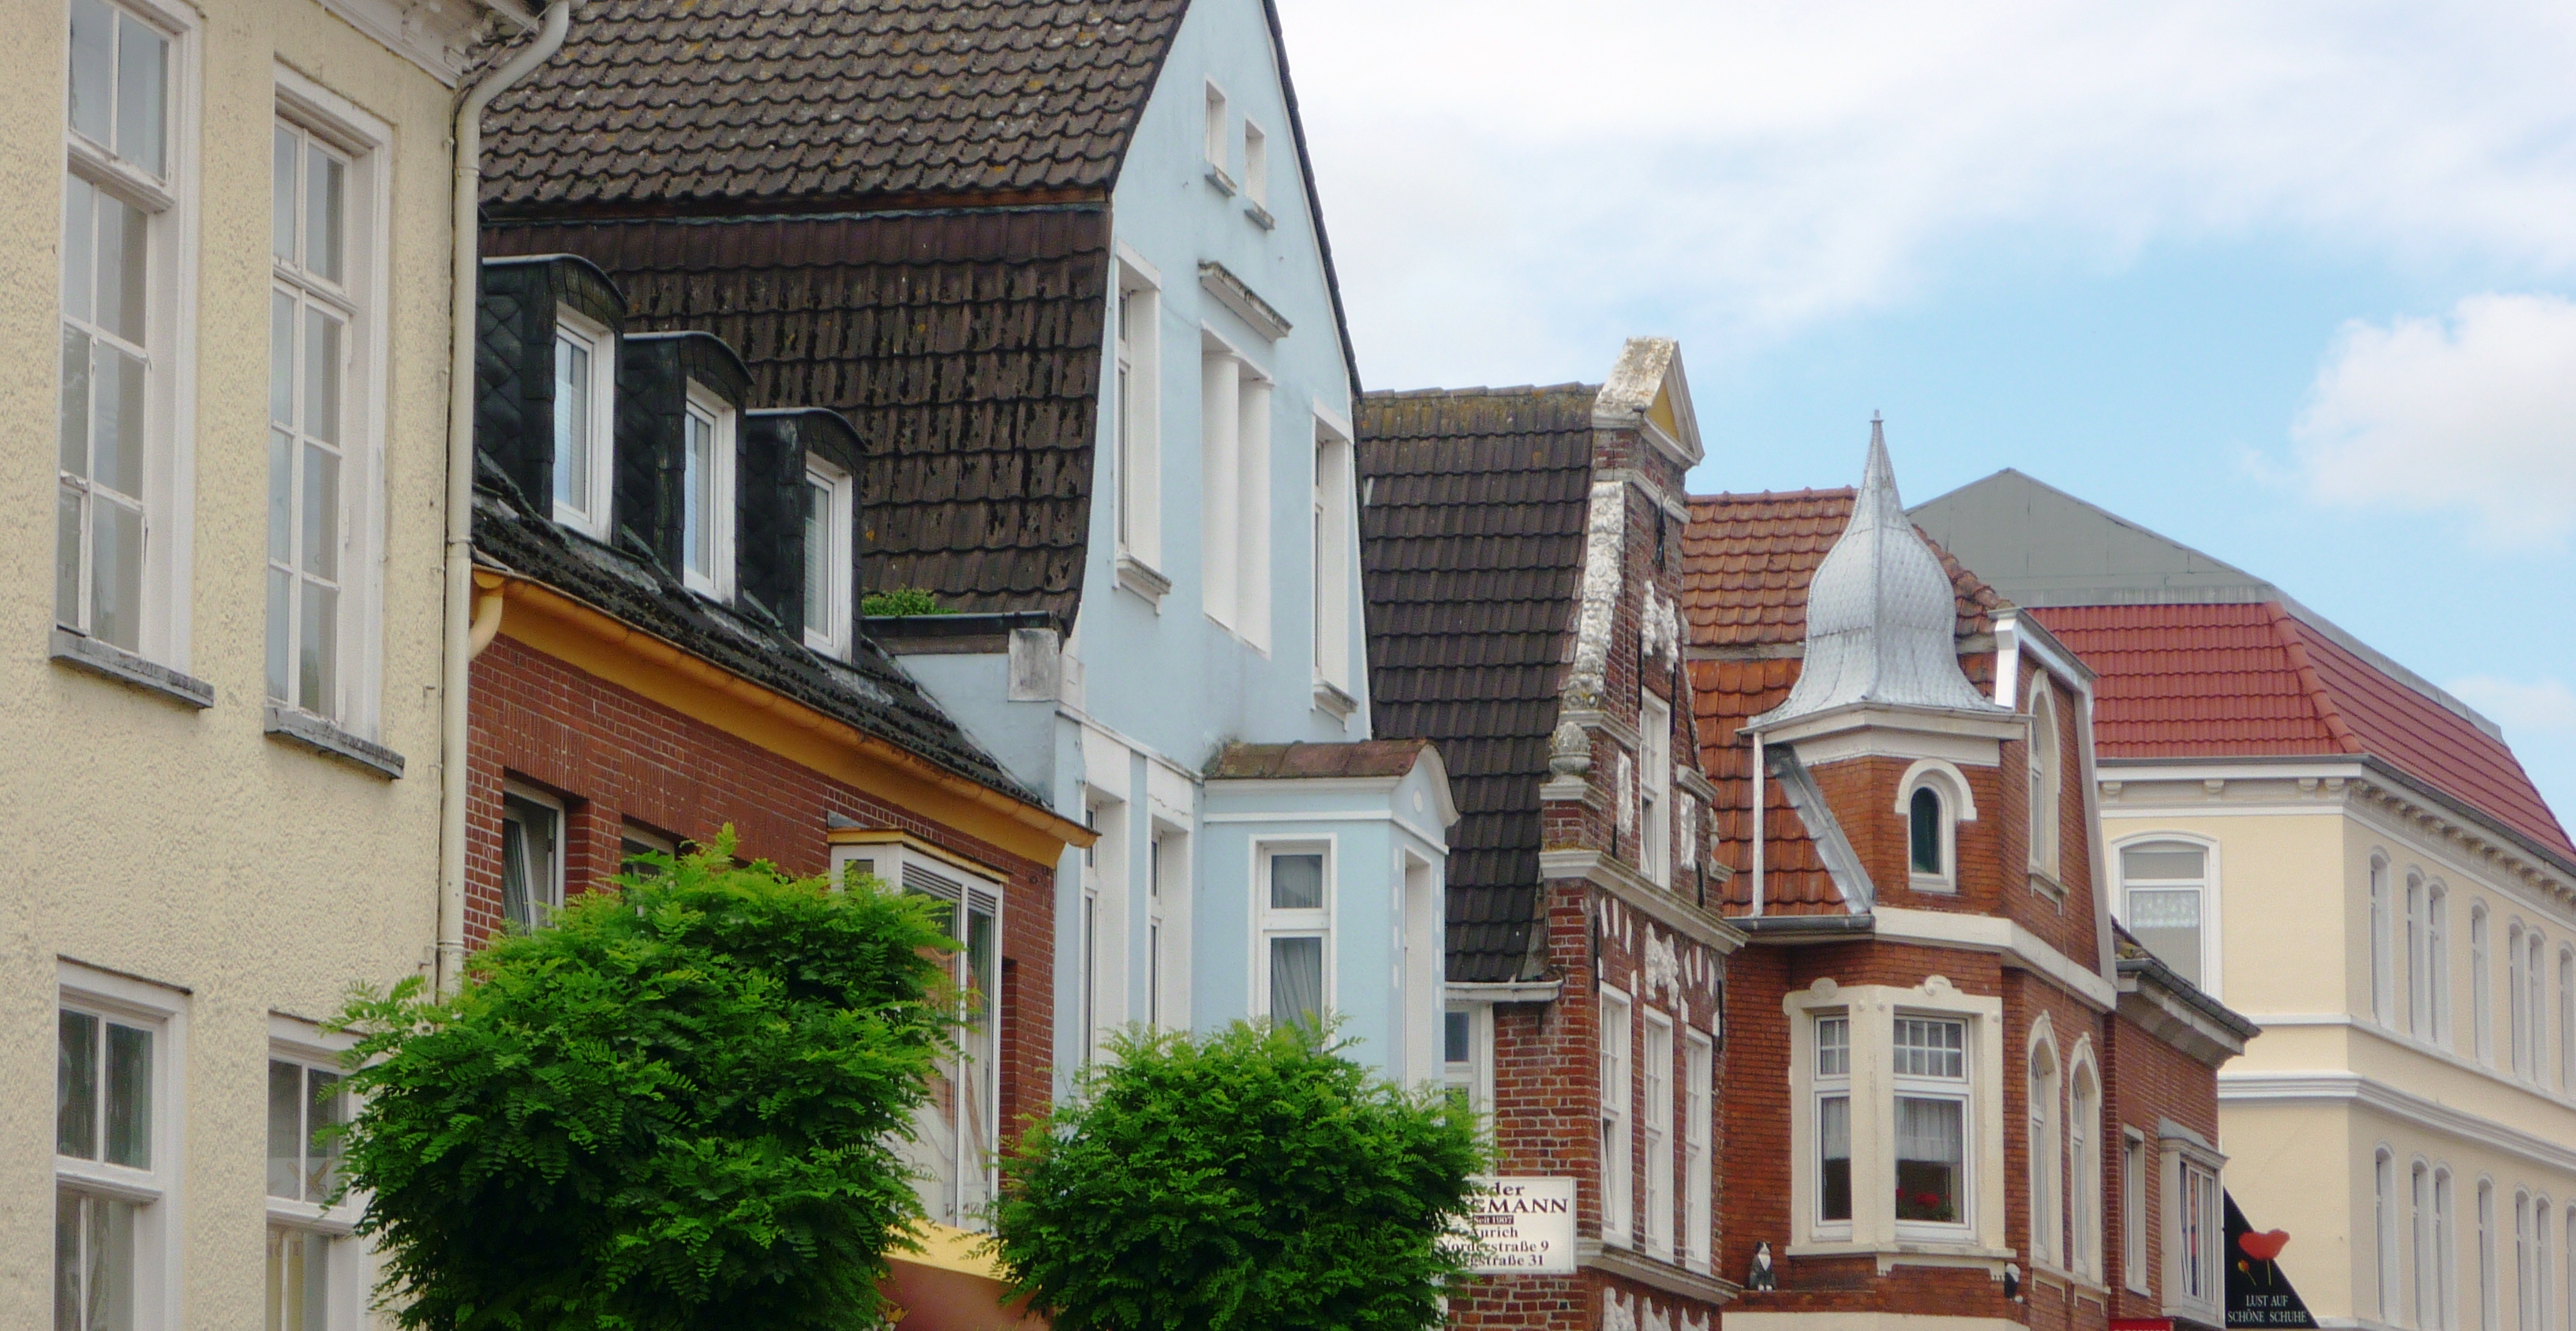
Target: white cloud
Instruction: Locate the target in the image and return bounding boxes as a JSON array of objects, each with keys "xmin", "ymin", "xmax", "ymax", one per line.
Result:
[
  {"xmin": 1274, "ymin": 0, "xmax": 2576, "ymax": 388},
  {"xmin": 2291, "ymin": 294, "xmax": 2576, "ymax": 549},
  {"xmin": 2451, "ymin": 675, "xmax": 2576, "ymax": 735}
]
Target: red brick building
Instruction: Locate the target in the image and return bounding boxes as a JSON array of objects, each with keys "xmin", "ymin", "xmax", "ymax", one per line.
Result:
[
  {"xmin": 465, "ymin": 254, "xmax": 1085, "ymax": 1328},
  {"xmin": 1361, "ymin": 339, "xmax": 1739, "ymax": 1331},
  {"xmin": 1678, "ymin": 429, "xmax": 2258, "ymax": 1331}
]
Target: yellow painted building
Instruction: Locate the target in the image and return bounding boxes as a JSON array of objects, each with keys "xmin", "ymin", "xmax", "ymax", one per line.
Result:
[{"xmin": 0, "ymin": 0, "xmax": 530, "ymax": 1326}]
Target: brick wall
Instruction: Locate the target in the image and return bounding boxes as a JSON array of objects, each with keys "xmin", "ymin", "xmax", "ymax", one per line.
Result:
[{"xmin": 467, "ymin": 633, "xmax": 1059, "ymax": 1139}]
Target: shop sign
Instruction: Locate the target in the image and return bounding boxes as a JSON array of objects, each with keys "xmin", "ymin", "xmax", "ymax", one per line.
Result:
[{"xmin": 1456, "ymin": 1176, "xmax": 1577, "ymax": 1275}]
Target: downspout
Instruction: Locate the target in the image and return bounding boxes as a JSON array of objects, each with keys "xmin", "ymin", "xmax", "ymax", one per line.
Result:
[
  {"xmin": 1749, "ymin": 729, "xmax": 1765, "ymax": 917},
  {"xmin": 437, "ymin": 0, "xmax": 572, "ymax": 995}
]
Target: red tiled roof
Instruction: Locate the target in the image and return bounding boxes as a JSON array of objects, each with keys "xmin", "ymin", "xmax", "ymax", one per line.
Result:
[
  {"xmin": 2034, "ymin": 603, "xmax": 2576, "ymax": 864},
  {"xmin": 1679, "ymin": 490, "xmax": 2003, "ymax": 913}
]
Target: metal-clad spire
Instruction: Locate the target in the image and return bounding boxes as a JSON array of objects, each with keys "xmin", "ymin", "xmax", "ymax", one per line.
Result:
[{"xmin": 1755, "ymin": 418, "xmax": 2005, "ymax": 728}]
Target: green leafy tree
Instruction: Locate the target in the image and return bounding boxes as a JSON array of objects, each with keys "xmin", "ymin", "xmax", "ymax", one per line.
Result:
[
  {"xmin": 994, "ymin": 1021, "xmax": 1485, "ymax": 1331},
  {"xmin": 330, "ymin": 835, "xmax": 957, "ymax": 1331}
]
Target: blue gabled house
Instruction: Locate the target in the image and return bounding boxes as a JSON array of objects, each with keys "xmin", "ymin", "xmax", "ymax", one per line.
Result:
[{"xmin": 476, "ymin": 0, "xmax": 1453, "ymax": 1119}]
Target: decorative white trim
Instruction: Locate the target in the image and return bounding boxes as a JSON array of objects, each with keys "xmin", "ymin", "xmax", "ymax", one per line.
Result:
[
  {"xmin": 317, "ymin": 0, "xmax": 531, "ymax": 88},
  {"xmin": 2220, "ymin": 1070, "xmax": 2576, "ymax": 1175},
  {"xmin": 1871, "ymin": 906, "xmax": 2118, "ymax": 1010}
]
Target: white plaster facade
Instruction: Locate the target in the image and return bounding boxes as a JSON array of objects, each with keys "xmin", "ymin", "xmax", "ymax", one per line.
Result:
[{"xmin": 2, "ymin": 0, "xmax": 508, "ymax": 1325}]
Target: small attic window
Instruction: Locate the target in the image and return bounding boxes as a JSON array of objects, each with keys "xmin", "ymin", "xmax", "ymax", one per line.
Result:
[
  {"xmin": 552, "ymin": 306, "xmax": 616, "ymax": 538},
  {"xmin": 680, "ymin": 382, "xmax": 736, "ymax": 600},
  {"xmin": 1242, "ymin": 119, "xmax": 1268, "ymax": 206},
  {"xmin": 1896, "ymin": 759, "xmax": 1971, "ymax": 894},
  {"xmin": 1204, "ymin": 81, "xmax": 1230, "ymax": 178}
]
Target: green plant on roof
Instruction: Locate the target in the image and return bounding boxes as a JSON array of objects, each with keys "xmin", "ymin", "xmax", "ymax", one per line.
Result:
[{"xmin": 861, "ymin": 587, "xmax": 950, "ymax": 617}]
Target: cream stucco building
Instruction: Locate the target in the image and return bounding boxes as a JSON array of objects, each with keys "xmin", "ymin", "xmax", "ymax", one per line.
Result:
[
  {"xmin": 1918, "ymin": 471, "xmax": 2576, "ymax": 1331},
  {"xmin": 2, "ymin": 0, "xmax": 528, "ymax": 1325}
]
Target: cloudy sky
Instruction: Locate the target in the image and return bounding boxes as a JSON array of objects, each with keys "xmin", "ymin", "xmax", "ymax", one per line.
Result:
[{"xmin": 1277, "ymin": 0, "xmax": 2576, "ymax": 831}]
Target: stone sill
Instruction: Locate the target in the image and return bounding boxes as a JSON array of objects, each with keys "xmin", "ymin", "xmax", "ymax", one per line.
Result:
[
  {"xmin": 1115, "ymin": 553, "xmax": 1171, "ymax": 606},
  {"xmin": 264, "ymin": 704, "xmax": 406, "ymax": 779},
  {"xmin": 50, "ymin": 628, "xmax": 214, "ymax": 709},
  {"xmin": 1312, "ymin": 677, "xmax": 1357, "ymax": 720}
]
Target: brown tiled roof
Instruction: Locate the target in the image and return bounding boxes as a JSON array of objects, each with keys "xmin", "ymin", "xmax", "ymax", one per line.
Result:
[
  {"xmin": 1206, "ymin": 739, "xmax": 1438, "ymax": 781},
  {"xmin": 1358, "ymin": 385, "xmax": 1596, "ymax": 982},
  {"xmin": 2036, "ymin": 602, "xmax": 2576, "ymax": 864},
  {"xmin": 1680, "ymin": 489, "xmax": 2003, "ymax": 913},
  {"xmin": 478, "ymin": 0, "xmax": 1189, "ymax": 215},
  {"xmin": 485, "ymin": 212, "xmax": 1106, "ymax": 621}
]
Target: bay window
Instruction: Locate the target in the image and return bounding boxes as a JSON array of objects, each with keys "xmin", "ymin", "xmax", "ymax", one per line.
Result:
[{"xmin": 1792, "ymin": 985, "xmax": 2000, "ymax": 1254}]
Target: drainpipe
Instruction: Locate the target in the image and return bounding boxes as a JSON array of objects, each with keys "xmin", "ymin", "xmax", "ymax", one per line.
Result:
[
  {"xmin": 437, "ymin": 0, "xmax": 572, "ymax": 995},
  {"xmin": 1749, "ymin": 729, "xmax": 1765, "ymax": 917}
]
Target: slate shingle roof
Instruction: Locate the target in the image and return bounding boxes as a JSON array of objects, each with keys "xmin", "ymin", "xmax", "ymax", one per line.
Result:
[
  {"xmin": 2036, "ymin": 602, "xmax": 2576, "ymax": 864},
  {"xmin": 1358, "ymin": 385, "xmax": 1597, "ymax": 983},
  {"xmin": 1679, "ymin": 489, "xmax": 2002, "ymax": 914},
  {"xmin": 485, "ymin": 212, "xmax": 1106, "ymax": 621},
  {"xmin": 479, "ymin": 0, "xmax": 1190, "ymax": 214},
  {"xmin": 473, "ymin": 461, "xmax": 1041, "ymax": 808}
]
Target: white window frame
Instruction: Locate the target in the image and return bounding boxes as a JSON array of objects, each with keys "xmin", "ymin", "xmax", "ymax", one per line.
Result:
[
  {"xmin": 680, "ymin": 381, "xmax": 736, "ymax": 599},
  {"xmin": 1788, "ymin": 980, "xmax": 2002, "ymax": 1256},
  {"xmin": 499, "ymin": 783, "xmax": 566, "ymax": 931},
  {"xmin": 267, "ymin": 73, "xmax": 390, "ymax": 733},
  {"xmin": 2512, "ymin": 921, "xmax": 2532, "ymax": 1078},
  {"xmin": 1113, "ymin": 252, "xmax": 1163, "ymax": 579},
  {"xmin": 1241, "ymin": 117, "xmax": 1269, "ymax": 206},
  {"xmin": 2417, "ymin": 1160, "xmax": 2439, "ymax": 1330},
  {"xmin": 56, "ymin": 0, "xmax": 199, "ymax": 667},
  {"xmin": 2380, "ymin": 1149, "xmax": 2402, "ymax": 1323},
  {"xmin": 550, "ymin": 305, "xmax": 616, "ymax": 539},
  {"xmin": 2114, "ymin": 833, "xmax": 2220, "ymax": 995},
  {"xmin": 1199, "ymin": 331, "xmax": 1271, "ymax": 647},
  {"xmin": 2069, "ymin": 1048, "xmax": 2100, "ymax": 1280},
  {"xmin": 1256, "ymin": 838, "xmax": 1331, "ymax": 1026},
  {"xmin": 2029, "ymin": 1027, "xmax": 2061, "ymax": 1269},
  {"xmin": 1148, "ymin": 819, "xmax": 1190, "ymax": 1033},
  {"xmin": 2477, "ymin": 905, "xmax": 2496, "ymax": 1065},
  {"xmin": 2529, "ymin": 930, "xmax": 2548, "ymax": 1087},
  {"xmin": 267, "ymin": 1017, "xmax": 365, "ymax": 1331},
  {"xmin": 1642, "ymin": 1009, "xmax": 1675, "ymax": 1258},
  {"xmin": 1080, "ymin": 794, "xmax": 1129, "ymax": 1060},
  {"xmin": 2027, "ymin": 677, "xmax": 2061, "ymax": 874},
  {"xmin": 56, "ymin": 960, "xmax": 185, "ymax": 1331},
  {"xmin": 1601, "ymin": 985, "xmax": 1634, "ymax": 1247},
  {"xmin": 2432, "ymin": 882, "xmax": 2453, "ymax": 1046},
  {"xmin": 1684, "ymin": 1029, "xmax": 1715, "ymax": 1273},
  {"xmin": 2409, "ymin": 868, "xmax": 2430, "ymax": 1038},
  {"xmin": 2439, "ymin": 1169, "xmax": 2460, "ymax": 1331},
  {"xmin": 1444, "ymin": 1001, "xmax": 1496, "ymax": 1125},
  {"xmin": 1311, "ymin": 416, "xmax": 1354, "ymax": 698},
  {"xmin": 1202, "ymin": 79, "xmax": 1230, "ymax": 176},
  {"xmin": 2376, "ymin": 859, "xmax": 2396, "ymax": 1026},
  {"xmin": 801, "ymin": 455, "xmax": 853, "ymax": 658},
  {"xmin": 2169, "ymin": 1145, "xmax": 2224, "ymax": 1325},
  {"xmin": 1895, "ymin": 760, "xmax": 1971, "ymax": 894},
  {"xmin": 1813, "ymin": 1011, "xmax": 1854, "ymax": 1239},
  {"xmin": 2123, "ymin": 1127, "xmax": 2150, "ymax": 1294},
  {"xmin": 2484, "ymin": 1179, "xmax": 2503, "ymax": 1331},
  {"xmin": 2559, "ymin": 948, "xmax": 2574, "ymax": 1094},
  {"xmin": 1893, "ymin": 1012, "xmax": 1975, "ymax": 1243},
  {"xmin": 1639, "ymin": 695, "xmax": 1673, "ymax": 888},
  {"xmin": 828, "ymin": 834, "xmax": 1007, "ymax": 1230},
  {"xmin": 2521, "ymin": 1190, "xmax": 2537, "ymax": 1331}
]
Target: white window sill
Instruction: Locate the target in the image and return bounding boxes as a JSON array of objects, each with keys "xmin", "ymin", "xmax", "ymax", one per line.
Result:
[
  {"xmin": 1114, "ymin": 552, "xmax": 1170, "ymax": 606},
  {"xmin": 51, "ymin": 627, "xmax": 214, "ymax": 709},
  {"xmin": 1204, "ymin": 163, "xmax": 1238, "ymax": 195},
  {"xmin": 1245, "ymin": 199, "xmax": 1275, "ymax": 230},
  {"xmin": 1908, "ymin": 873, "xmax": 1957, "ymax": 895},
  {"xmin": 1312, "ymin": 677, "xmax": 1357, "ymax": 721},
  {"xmin": 264, "ymin": 703, "xmax": 406, "ymax": 779}
]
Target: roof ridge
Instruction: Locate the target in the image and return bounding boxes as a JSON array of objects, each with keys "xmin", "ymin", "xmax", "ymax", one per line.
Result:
[
  {"xmin": 1360, "ymin": 382, "xmax": 1599, "ymax": 400},
  {"xmin": 1689, "ymin": 486, "xmax": 1859, "ymax": 504},
  {"xmin": 2267, "ymin": 602, "xmax": 2364, "ymax": 755}
]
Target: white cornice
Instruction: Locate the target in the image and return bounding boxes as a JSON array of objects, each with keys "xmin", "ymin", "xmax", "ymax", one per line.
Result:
[
  {"xmin": 1540, "ymin": 849, "xmax": 1747, "ymax": 955},
  {"xmin": 2219, "ymin": 1070, "xmax": 2576, "ymax": 1177},
  {"xmin": 323, "ymin": 0, "xmax": 526, "ymax": 87},
  {"xmin": 1871, "ymin": 905, "xmax": 2117, "ymax": 1009}
]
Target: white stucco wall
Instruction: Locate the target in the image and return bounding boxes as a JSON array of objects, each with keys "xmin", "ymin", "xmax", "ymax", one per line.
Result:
[{"xmin": 1, "ymin": 1, "xmax": 463, "ymax": 1325}]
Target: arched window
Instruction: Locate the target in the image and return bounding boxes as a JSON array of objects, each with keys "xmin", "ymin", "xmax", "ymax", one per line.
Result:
[
  {"xmin": 2122, "ymin": 839, "xmax": 2211, "ymax": 988},
  {"xmin": 2529, "ymin": 932, "xmax": 2548, "ymax": 1085},
  {"xmin": 2374, "ymin": 860, "xmax": 2395, "ymax": 1024},
  {"xmin": 2561, "ymin": 950, "xmax": 2575, "ymax": 1094},
  {"xmin": 2537, "ymin": 1198, "xmax": 2555, "ymax": 1331},
  {"xmin": 2476, "ymin": 906, "xmax": 2496, "ymax": 1065},
  {"xmin": 2029, "ymin": 1036, "xmax": 2060, "ymax": 1265},
  {"xmin": 2484, "ymin": 1181, "xmax": 2501, "ymax": 1331},
  {"xmin": 2436, "ymin": 1169, "xmax": 2459, "ymax": 1331},
  {"xmin": 2027, "ymin": 678, "xmax": 2061, "ymax": 875},
  {"xmin": 1911, "ymin": 786, "xmax": 1945, "ymax": 879},
  {"xmin": 2070, "ymin": 1056, "xmax": 2099, "ymax": 1277},
  {"xmin": 2379, "ymin": 1150, "xmax": 2402, "ymax": 1321},
  {"xmin": 2419, "ymin": 1161, "xmax": 2437, "ymax": 1328},
  {"xmin": 2409, "ymin": 870, "xmax": 2428, "ymax": 1037},
  {"xmin": 2432, "ymin": 885, "xmax": 2453, "ymax": 1044},
  {"xmin": 2512, "ymin": 924, "xmax": 2532, "ymax": 1077},
  {"xmin": 2519, "ymin": 1191, "xmax": 2536, "ymax": 1331}
]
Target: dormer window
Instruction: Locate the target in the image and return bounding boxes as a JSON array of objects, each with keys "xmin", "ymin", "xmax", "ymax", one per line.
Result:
[
  {"xmin": 1242, "ymin": 119, "xmax": 1269, "ymax": 207},
  {"xmin": 680, "ymin": 383, "xmax": 735, "ymax": 598},
  {"xmin": 1897, "ymin": 760, "xmax": 1971, "ymax": 894},
  {"xmin": 803, "ymin": 456, "xmax": 852, "ymax": 657},
  {"xmin": 552, "ymin": 307, "xmax": 614, "ymax": 538},
  {"xmin": 2027, "ymin": 677, "xmax": 2062, "ymax": 875}
]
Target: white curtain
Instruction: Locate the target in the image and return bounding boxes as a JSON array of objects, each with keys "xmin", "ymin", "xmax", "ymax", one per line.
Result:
[
  {"xmin": 1271, "ymin": 936, "xmax": 1324, "ymax": 1026},
  {"xmin": 1896, "ymin": 1097, "xmax": 1964, "ymax": 1164}
]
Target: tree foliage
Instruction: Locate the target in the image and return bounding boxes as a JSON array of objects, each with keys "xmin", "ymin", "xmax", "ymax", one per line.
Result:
[
  {"xmin": 993, "ymin": 1021, "xmax": 1485, "ymax": 1331},
  {"xmin": 331, "ymin": 836, "xmax": 957, "ymax": 1331}
]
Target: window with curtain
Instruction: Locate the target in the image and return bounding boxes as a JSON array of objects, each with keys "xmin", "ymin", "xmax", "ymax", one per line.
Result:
[
  {"xmin": 1895, "ymin": 1017, "xmax": 1968, "ymax": 1231},
  {"xmin": 56, "ymin": 999, "xmax": 163, "ymax": 1331},
  {"xmin": 2178, "ymin": 1156, "xmax": 2222, "ymax": 1307},
  {"xmin": 900, "ymin": 859, "xmax": 1002, "ymax": 1230},
  {"xmin": 1601, "ymin": 988, "xmax": 1634, "ymax": 1244},
  {"xmin": 2027, "ymin": 679, "xmax": 2061, "ymax": 874},
  {"xmin": 2121, "ymin": 842, "xmax": 2208, "ymax": 988},
  {"xmin": 267, "ymin": 1052, "xmax": 352, "ymax": 1329},
  {"xmin": 1816, "ymin": 1014, "xmax": 1852, "ymax": 1228},
  {"xmin": 1263, "ymin": 848, "xmax": 1327, "ymax": 1027},
  {"xmin": 499, "ymin": 789, "xmax": 563, "ymax": 931},
  {"xmin": 2029, "ymin": 1040, "xmax": 2060, "ymax": 1265}
]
